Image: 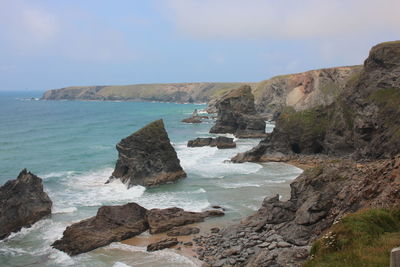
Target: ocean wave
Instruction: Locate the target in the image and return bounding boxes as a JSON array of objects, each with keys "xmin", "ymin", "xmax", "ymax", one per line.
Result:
[
  {"xmin": 52, "ymin": 207, "xmax": 78, "ymax": 214},
  {"xmin": 220, "ymin": 182, "xmax": 261, "ymax": 189}
]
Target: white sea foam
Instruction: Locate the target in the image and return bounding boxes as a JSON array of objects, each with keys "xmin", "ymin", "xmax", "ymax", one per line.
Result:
[
  {"xmin": 113, "ymin": 262, "xmax": 133, "ymax": 267},
  {"xmin": 52, "ymin": 206, "xmax": 78, "ymax": 214},
  {"xmin": 220, "ymin": 182, "xmax": 261, "ymax": 189},
  {"xmin": 41, "ymin": 170, "xmax": 75, "ymax": 179}
]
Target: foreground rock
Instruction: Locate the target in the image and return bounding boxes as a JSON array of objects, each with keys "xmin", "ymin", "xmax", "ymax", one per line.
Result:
[
  {"xmin": 167, "ymin": 226, "xmax": 200, "ymax": 236},
  {"xmin": 147, "ymin": 207, "xmax": 224, "ymax": 234},
  {"xmin": 187, "ymin": 136, "xmax": 236, "ymax": 149},
  {"xmin": 147, "ymin": 238, "xmax": 179, "ymax": 251},
  {"xmin": 52, "ymin": 203, "xmax": 148, "ymax": 255},
  {"xmin": 209, "ymin": 85, "xmax": 266, "ymax": 138},
  {"xmin": 194, "ymin": 156, "xmax": 400, "ymax": 266},
  {"xmin": 0, "ymin": 169, "xmax": 52, "ymax": 240},
  {"xmin": 110, "ymin": 119, "xmax": 186, "ymax": 187}
]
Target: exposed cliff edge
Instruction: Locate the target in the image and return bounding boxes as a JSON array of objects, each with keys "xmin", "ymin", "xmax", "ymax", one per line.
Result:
[
  {"xmin": 41, "ymin": 82, "xmax": 250, "ymax": 103},
  {"xmin": 194, "ymin": 156, "xmax": 400, "ymax": 266},
  {"xmin": 234, "ymin": 41, "xmax": 400, "ymax": 162},
  {"xmin": 109, "ymin": 119, "xmax": 186, "ymax": 187},
  {"xmin": 210, "ymin": 85, "xmax": 267, "ymax": 138},
  {"xmin": 0, "ymin": 169, "xmax": 52, "ymax": 240}
]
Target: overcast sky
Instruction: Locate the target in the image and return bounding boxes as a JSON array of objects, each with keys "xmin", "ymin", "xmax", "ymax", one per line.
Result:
[{"xmin": 0, "ymin": 0, "xmax": 399, "ymax": 91}]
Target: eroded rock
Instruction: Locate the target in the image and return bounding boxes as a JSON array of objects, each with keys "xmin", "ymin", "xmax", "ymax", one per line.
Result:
[
  {"xmin": 0, "ymin": 169, "xmax": 52, "ymax": 240},
  {"xmin": 110, "ymin": 119, "xmax": 186, "ymax": 187}
]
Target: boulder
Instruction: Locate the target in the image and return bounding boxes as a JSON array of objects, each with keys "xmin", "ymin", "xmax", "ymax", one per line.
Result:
[
  {"xmin": 110, "ymin": 119, "xmax": 186, "ymax": 187},
  {"xmin": 147, "ymin": 238, "xmax": 179, "ymax": 252},
  {"xmin": 52, "ymin": 203, "xmax": 148, "ymax": 255},
  {"xmin": 0, "ymin": 169, "xmax": 52, "ymax": 240},
  {"xmin": 210, "ymin": 85, "xmax": 266, "ymax": 137},
  {"xmin": 187, "ymin": 137, "xmax": 215, "ymax": 147},
  {"xmin": 181, "ymin": 117, "xmax": 202, "ymax": 123},
  {"xmin": 146, "ymin": 207, "xmax": 224, "ymax": 234},
  {"xmin": 187, "ymin": 136, "xmax": 236, "ymax": 149},
  {"xmin": 167, "ymin": 226, "xmax": 200, "ymax": 236},
  {"xmin": 215, "ymin": 136, "xmax": 236, "ymax": 149}
]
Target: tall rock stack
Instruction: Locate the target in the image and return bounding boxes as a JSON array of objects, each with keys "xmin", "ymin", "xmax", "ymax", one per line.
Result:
[
  {"xmin": 110, "ymin": 119, "xmax": 186, "ymax": 187},
  {"xmin": 210, "ymin": 85, "xmax": 266, "ymax": 138},
  {"xmin": 0, "ymin": 169, "xmax": 52, "ymax": 240}
]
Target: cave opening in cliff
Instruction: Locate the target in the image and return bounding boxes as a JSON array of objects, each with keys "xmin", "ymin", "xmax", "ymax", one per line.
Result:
[
  {"xmin": 290, "ymin": 143, "xmax": 301, "ymax": 154},
  {"xmin": 312, "ymin": 142, "xmax": 324, "ymax": 154}
]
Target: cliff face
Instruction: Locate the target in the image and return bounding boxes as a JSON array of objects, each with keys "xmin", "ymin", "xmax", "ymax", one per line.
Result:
[
  {"xmin": 41, "ymin": 82, "xmax": 250, "ymax": 103},
  {"xmin": 253, "ymin": 66, "xmax": 362, "ymax": 117},
  {"xmin": 234, "ymin": 41, "xmax": 400, "ymax": 161}
]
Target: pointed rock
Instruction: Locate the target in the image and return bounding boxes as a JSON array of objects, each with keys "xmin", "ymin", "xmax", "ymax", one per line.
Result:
[
  {"xmin": 110, "ymin": 119, "xmax": 186, "ymax": 187},
  {"xmin": 0, "ymin": 169, "xmax": 52, "ymax": 240}
]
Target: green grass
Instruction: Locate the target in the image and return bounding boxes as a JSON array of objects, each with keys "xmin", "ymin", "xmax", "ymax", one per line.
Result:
[{"xmin": 304, "ymin": 208, "xmax": 400, "ymax": 267}]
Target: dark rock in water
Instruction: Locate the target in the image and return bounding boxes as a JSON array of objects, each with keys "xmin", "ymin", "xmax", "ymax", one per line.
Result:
[
  {"xmin": 146, "ymin": 207, "xmax": 224, "ymax": 234},
  {"xmin": 187, "ymin": 137, "xmax": 215, "ymax": 147},
  {"xmin": 215, "ymin": 136, "xmax": 236, "ymax": 149},
  {"xmin": 187, "ymin": 136, "xmax": 236, "ymax": 149},
  {"xmin": 210, "ymin": 227, "xmax": 220, "ymax": 233},
  {"xmin": 110, "ymin": 119, "xmax": 186, "ymax": 187},
  {"xmin": 181, "ymin": 117, "xmax": 202, "ymax": 123},
  {"xmin": 0, "ymin": 169, "xmax": 52, "ymax": 240},
  {"xmin": 52, "ymin": 203, "xmax": 148, "ymax": 255},
  {"xmin": 147, "ymin": 238, "xmax": 179, "ymax": 252},
  {"xmin": 210, "ymin": 85, "xmax": 266, "ymax": 138},
  {"xmin": 167, "ymin": 226, "xmax": 200, "ymax": 236}
]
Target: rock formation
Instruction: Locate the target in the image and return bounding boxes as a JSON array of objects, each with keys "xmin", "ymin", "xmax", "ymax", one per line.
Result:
[
  {"xmin": 0, "ymin": 169, "xmax": 52, "ymax": 240},
  {"xmin": 167, "ymin": 226, "xmax": 200, "ymax": 236},
  {"xmin": 209, "ymin": 85, "xmax": 266, "ymax": 138},
  {"xmin": 187, "ymin": 136, "xmax": 236, "ymax": 149},
  {"xmin": 52, "ymin": 202, "xmax": 224, "ymax": 255},
  {"xmin": 195, "ymin": 156, "xmax": 400, "ymax": 266},
  {"xmin": 52, "ymin": 203, "xmax": 148, "ymax": 255},
  {"xmin": 234, "ymin": 41, "xmax": 400, "ymax": 162},
  {"xmin": 110, "ymin": 119, "xmax": 186, "ymax": 187},
  {"xmin": 147, "ymin": 238, "xmax": 179, "ymax": 252},
  {"xmin": 146, "ymin": 207, "xmax": 224, "ymax": 234}
]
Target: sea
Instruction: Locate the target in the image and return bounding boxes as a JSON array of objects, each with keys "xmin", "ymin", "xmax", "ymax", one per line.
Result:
[{"xmin": 0, "ymin": 91, "xmax": 302, "ymax": 267}]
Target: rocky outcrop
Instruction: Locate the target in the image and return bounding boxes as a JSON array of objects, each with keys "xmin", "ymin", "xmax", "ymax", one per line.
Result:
[
  {"xmin": 52, "ymin": 203, "xmax": 148, "ymax": 255},
  {"xmin": 110, "ymin": 119, "xmax": 186, "ymax": 187},
  {"xmin": 147, "ymin": 238, "xmax": 179, "ymax": 252},
  {"xmin": 195, "ymin": 156, "xmax": 400, "ymax": 266},
  {"xmin": 0, "ymin": 169, "xmax": 52, "ymax": 240},
  {"xmin": 187, "ymin": 136, "xmax": 236, "ymax": 149},
  {"xmin": 146, "ymin": 207, "xmax": 224, "ymax": 234},
  {"xmin": 181, "ymin": 117, "xmax": 202, "ymax": 123},
  {"xmin": 210, "ymin": 85, "xmax": 266, "ymax": 138},
  {"xmin": 42, "ymin": 83, "xmax": 248, "ymax": 103},
  {"xmin": 234, "ymin": 41, "xmax": 400, "ymax": 162},
  {"xmin": 167, "ymin": 226, "xmax": 200, "ymax": 236}
]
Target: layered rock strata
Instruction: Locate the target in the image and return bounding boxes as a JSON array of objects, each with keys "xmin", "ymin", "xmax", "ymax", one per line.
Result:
[
  {"xmin": 0, "ymin": 169, "xmax": 52, "ymax": 240},
  {"xmin": 110, "ymin": 119, "xmax": 186, "ymax": 187}
]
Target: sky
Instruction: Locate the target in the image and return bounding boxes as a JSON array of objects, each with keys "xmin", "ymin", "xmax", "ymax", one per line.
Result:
[{"xmin": 0, "ymin": 0, "xmax": 399, "ymax": 91}]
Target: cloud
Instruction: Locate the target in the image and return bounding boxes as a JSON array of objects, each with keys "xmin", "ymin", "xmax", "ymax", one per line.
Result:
[
  {"xmin": 164, "ymin": 0, "xmax": 400, "ymax": 40},
  {"xmin": 0, "ymin": 0, "xmax": 135, "ymax": 62}
]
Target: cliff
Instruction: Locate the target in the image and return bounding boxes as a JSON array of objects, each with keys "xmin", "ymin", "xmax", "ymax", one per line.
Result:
[
  {"xmin": 234, "ymin": 41, "xmax": 400, "ymax": 162},
  {"xmin": 253, "ymin": 66, "xmax": 362, "ymax": 117},
  {"xmin": 41, "ymin": 82, "xmax": 250, "ymax": 103}
]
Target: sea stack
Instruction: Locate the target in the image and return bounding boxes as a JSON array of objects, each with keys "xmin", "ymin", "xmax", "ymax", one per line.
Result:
[
  {"xmin": 110, "ymin": 119, "xmax": 186, "ymax": 187},
  {"xmin": 0, "ymin": 169, "xmax": 52, "ymax": 240},
  {"xmin": 210, "ymin": 85, "xmax": 266, "ymax": 138}
]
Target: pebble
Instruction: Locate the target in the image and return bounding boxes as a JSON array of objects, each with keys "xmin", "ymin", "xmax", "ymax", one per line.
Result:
[{"xmin": 277, "ymin": 241, "xmax": 291, "ymax": 248}]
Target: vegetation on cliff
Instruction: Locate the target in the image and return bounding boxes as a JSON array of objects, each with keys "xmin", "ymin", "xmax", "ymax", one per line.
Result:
[{"xmin": 305, "ymin": 208, "xmax": 400, "ymax": 267}]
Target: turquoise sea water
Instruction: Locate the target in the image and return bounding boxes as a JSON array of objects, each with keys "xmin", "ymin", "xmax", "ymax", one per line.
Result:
[{"xmin": 0, "ymin": 91, "xmax": 302, "ymax": 267}]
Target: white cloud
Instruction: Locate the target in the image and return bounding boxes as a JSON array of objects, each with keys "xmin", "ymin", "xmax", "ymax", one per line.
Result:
[{"xmin": 164, "ymin": 0, "xmax": 400, "ymax": 40}]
